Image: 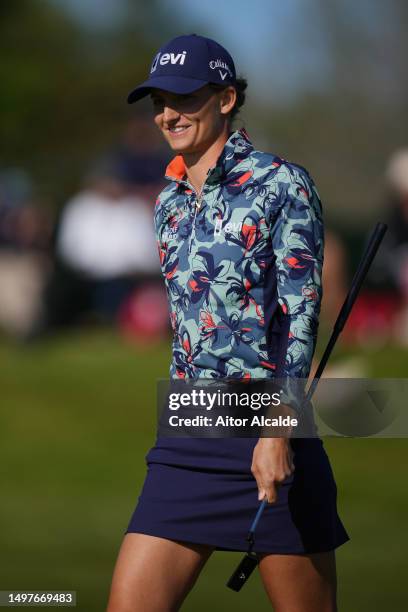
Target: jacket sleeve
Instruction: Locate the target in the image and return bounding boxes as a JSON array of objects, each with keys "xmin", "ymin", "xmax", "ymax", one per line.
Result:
[{"xmin": 269, "ymin": 165, "xmax": 324, "ymax": 412}]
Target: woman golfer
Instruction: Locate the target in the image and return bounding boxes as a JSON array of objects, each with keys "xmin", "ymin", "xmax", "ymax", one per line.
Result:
[{"xmin": 107, "ymin": 34, "xmax": 349, "ymax": 612}]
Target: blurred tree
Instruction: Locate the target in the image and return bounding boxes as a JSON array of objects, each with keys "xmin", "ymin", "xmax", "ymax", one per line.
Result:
[
  {"xmin": 316, "ymin": 0, "xmax": 408, "ymax": 108},
  {"xmin": 0, "ymin": 0, "xmax": 79, "ymax": 163},
  {"xmin": 1, "ymin": 0, "xmax": 407, "ymax": 231},
  {"xmin": 253, "ymin": 0, "xmax": 408, "ymax": 228},
  {"xmin": 0, "ymin": 0, "xmax": 167, "ymax": 203}
]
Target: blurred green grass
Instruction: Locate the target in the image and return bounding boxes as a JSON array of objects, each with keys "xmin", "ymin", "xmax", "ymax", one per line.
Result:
[{"xmin": 0, "ymin": 331, "xmax": 407, "ymax": 611}]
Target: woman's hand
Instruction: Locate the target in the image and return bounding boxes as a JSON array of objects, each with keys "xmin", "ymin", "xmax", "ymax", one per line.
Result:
[{"xmin": 251, "ymin": 437, "xmax": 295, "ymax": 503}]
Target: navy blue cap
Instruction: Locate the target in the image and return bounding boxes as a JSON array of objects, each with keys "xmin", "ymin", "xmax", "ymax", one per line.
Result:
[{"xmin": 127, "ymin": 34, "xmax": 236, "ymax": 104}]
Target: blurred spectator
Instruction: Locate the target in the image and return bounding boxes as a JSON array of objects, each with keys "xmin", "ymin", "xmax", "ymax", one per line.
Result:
[
  {"xmin": 366, "ymin": 149, "xmax": 408, "ymax": 295},
  {"xmin": 109, "ymin": 114, "xmax": 168, "ymax": 203},
  {"xmin": 57, "ymin": 158, "xmax": 159, "ymax": 279},
  {"xmin": 320, "ymin": 229, "xmax": 348, "ymax": 328},
  {"xmin": 345, "ymin": 149, "xmax": 408, "ymax": 346},
  {"xmin": 0, "ymin": 169, "xmax": 52, "ymax": 337},
  {"xmin": 383, "ymin": 149, "xmax": 408, "ymax": 297},
  {"xmin": 31, "ymin": 154, "xmax": 166, "ymax": 337},
  {"xmin": 0, "ymin": 168, "xmax": 52, "ymax": 251}
]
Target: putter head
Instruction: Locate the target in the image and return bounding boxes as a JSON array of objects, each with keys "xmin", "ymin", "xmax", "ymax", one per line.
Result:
[{"xmin": 226, "ymin": 553, "xmax": 258, "ymax": 592}]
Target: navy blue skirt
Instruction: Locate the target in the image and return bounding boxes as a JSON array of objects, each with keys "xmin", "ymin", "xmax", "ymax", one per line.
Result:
[{"xmin": 126, "ymin": 437, "xmax": 349, "ymax": 554}]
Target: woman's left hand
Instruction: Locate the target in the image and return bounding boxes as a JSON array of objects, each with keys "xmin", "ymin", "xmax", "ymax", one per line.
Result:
[{"xmin": 251, "ymin": 437, "xmax": 295, "ymax": 504}]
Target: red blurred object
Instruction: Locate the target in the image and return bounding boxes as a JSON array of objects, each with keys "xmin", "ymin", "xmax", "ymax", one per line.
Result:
[
  {"xmin": 118, "ymin": 283, "xmax": 170, "ymax": 343},
  {"xmin": 342, "ymin": 290, "xmax": 403, "ymax": 344}
]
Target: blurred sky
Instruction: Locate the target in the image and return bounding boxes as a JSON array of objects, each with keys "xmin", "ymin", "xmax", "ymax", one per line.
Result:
[{"xmin": 51, "ymin": 0, "xmax": 333, "ymax": 103}]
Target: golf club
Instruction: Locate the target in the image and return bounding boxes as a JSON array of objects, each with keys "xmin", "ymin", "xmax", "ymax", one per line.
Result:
[{"xmin": 227, "ymin": 221, "xmax": 388, "ymax": 592}]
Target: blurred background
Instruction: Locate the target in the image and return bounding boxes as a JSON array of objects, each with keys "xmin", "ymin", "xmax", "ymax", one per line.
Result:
[{"xmin": 0, "ymin": 0, "xmax": 407, "ymax": 610}]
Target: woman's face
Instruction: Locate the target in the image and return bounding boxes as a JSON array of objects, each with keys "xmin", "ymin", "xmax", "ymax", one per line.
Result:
[{"xmin": 151, "ymin": 85, "xmax": 236, "ymax": 155}]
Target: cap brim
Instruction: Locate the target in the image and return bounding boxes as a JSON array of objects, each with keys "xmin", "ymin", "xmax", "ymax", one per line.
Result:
[{"xmin": 127, "ymin": 76, "xmax": 209, "ymax": 104}]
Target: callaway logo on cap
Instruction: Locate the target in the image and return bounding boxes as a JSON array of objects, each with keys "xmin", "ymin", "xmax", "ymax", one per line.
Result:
[{"xmin": 127, "ymin": 34, "xmax": 237, "ymax": 104}]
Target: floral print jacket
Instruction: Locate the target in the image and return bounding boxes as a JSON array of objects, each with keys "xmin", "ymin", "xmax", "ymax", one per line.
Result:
[{"xmin": 154, "ymin": 128, "xmax": 324, "ymax": 407}]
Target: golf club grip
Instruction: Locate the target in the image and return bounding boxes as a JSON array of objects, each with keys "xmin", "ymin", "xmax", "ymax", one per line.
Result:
[{"xmin": 248, "ymin": 498, "xmax": 268, "ymax": 540}]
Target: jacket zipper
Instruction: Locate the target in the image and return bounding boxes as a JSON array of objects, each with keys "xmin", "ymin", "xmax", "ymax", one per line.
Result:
[{"xmin": 188, "ymin": 189, "xmax": 203, "ymax": 254}]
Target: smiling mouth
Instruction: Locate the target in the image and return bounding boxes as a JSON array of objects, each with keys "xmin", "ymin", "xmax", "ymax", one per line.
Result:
[{"xmin": 168, "ymin": 125, "xmax": 191, "ymax": 134}]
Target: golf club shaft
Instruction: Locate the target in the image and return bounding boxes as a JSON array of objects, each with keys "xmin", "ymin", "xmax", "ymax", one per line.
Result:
[
  {"xmin": 252, "ymin": 221, "xmax": 388, "ymax": 527},
  {"xmin": 306, "ymin": 222, "xmax": 387, "ymax": 399}
]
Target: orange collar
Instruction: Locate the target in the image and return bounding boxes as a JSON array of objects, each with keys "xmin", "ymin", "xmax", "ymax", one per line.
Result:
[
  {"xmin": 165, "ymin": 155, "xmax": 187, "ymax": 182},
  {"xmin": 164, "ymin": 129, "xmax": 253, "ymax": 184}
]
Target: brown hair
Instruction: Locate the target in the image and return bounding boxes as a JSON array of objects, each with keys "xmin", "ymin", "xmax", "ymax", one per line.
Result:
[{"xmin": 209, "ymin": 77, "xmax": 248, "ymax": 123}]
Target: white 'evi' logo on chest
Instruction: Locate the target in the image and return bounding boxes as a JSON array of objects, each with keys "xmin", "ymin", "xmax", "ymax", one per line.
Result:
[
  {"xmin": 151, "ymin": 51, "xmax": 187, "ymax": 72},
  {"xmin": 214, "ymin": 218, "xmax": 242, "ymax": 236}
]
